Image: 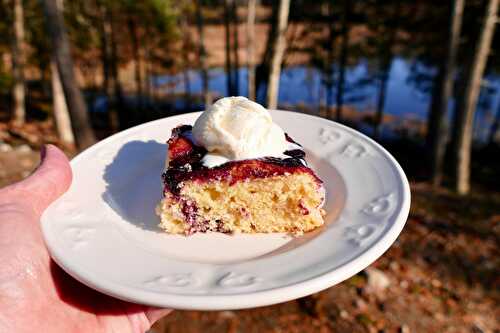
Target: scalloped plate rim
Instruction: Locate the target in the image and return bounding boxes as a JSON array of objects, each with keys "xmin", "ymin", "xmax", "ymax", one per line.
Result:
[{"xmin": 41, "ymin": 110, "xmax": 410, "ymax": 310}]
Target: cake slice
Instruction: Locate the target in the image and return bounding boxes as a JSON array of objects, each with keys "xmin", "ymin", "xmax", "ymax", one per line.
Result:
[
  {"xmin": 156, "ymin": 126, "xmax": 325, "ymax": 235},
  {"xmin": 156, "ymin": 97, "xmax": 325, "ymax": 235}
]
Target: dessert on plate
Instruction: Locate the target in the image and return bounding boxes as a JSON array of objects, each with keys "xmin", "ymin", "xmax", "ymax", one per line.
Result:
[{"xmin": 156, "ymin": 96, "xmax": 325, "ymax": 235}]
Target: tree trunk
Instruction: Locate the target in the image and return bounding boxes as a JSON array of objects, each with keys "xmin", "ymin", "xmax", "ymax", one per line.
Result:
[
  {"xmin": 40, "ymin": 61, "xmax": 50, "ymax": 97},
  {"xmin": 373, "ymin": 3, "xmax": 399, "ymax": 140},
  {"xmin": 11, "ymin": 0, "xmax": 26, "ymax": 125},
  {"xmin": 143, "ymin": 39, "xmax": 152, "ymax": 107},
  {"xmin": 107, "ymin": 6, "xmax": 126, "ymax": 128},
  {"xmin": 426, "ymin": 64, "xmax": 444, "ymax": 148},
  {"xmin": 427, "ymin": 0, "xmax": 464, "ymax": 187},
  {"xmin": 146, "ymin": 60, "xmax": 153, "ymax": 104},
  {"xmin": 128, "ymin": 17, "xmax": 143, "ymax": 111},
  {"xmin": 246, "ymin": 0, "xmax": 256, "ymax": 100},
  {"xmin": 487, "ymin": 101, "xmax": 500, "ymax": 145},
  {"xmin": 325, "ymin": 1, "xmax": 335, "ymax": 120},
  {"xmin": 336, "ymin": 0, "xmax": 350, "ymax": 122},
  {"xmin": 195, "ymin": 0, "xmax": 211, "ymax": 106},
  {"xmin": 231, "ymin": 0, "xmax": 239, "ymax": 96},
  {"xmin": 50, "ymin": 0, "xmax": 74, "ymax": 145},
  {"xmin": 42, "ymin": 0, "xmax": 95, "ymax": 149},
  {"xmin": 183, "ymin": 70, "xmax": 191, "ymax": 110},
  {"xmin": 266, "ymin": 0, "xmax": 290, "ymax": 109},
  {"xmin": 98, "ymin": 10, "xmax": 110, "ymax": 99},
  {"xmin": 453, "ymin": 0, "xmax": 498, "ymax": 195},
  {"xmin": 373, "ymin": 63, "xmax": 390, "ymax": 139},
  {"xmin": 224, "ymin": 0, "xmax": 233, "ymax": 95},
  {"xmin": 319, "ymin": 74, "xmax": 325, "ymax": 117},
  {"xmin": 255, "ymin": 1, "xmax": 278, "ymax": 103},
  {"xmin": 51, "ymin": 59, "xmax": 75, "ymax": 145},
  {"xmin": 97, "ymin": 0, "xmax": 120, "ymax": 131},
  {"xmin": 181, "ymin": 17, "xmax": 191, "ymax": 109}
]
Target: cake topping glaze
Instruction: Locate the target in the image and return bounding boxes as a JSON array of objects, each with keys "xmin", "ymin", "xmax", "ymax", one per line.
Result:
[
  {"xmin": 192, "ymin": 97, "xmax": 294, "ymax": 167},
  {"xmin": 163, "ymin": 125, "xmax": 319, "ymax": 195}
]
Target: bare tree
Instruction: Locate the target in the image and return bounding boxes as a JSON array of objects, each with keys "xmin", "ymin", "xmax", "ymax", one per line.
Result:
[
  {"xmin": 128, "ymin": 16, "xmax": 143, "ymax": 111},
  {"xmin": 50, "ymin": 0, "xmax": 74, "ymax": 145},
  {"xmin": 224, "ymin": 0, "xmax": 234, "ymax": 95},
  {"xmin": 336, "ymin": 0, "xmax": 350, "ymax": 122},
  {"xmin": 105, "ymin": 3, "xmax": 127, "ymax": 129},
  {"xmin": 373, "ymin": 61, "xmax": 391, "ymax": 139},
  {"xmin": 181, "ymin": 16, "xmax": 192, "ymax": 109},
  {"xmin": 246, "ymin": 0, "xmax": 256, "ymax": 100},
  {"xmin": 11, "ymin": 0, "xmax": 26, "ymax": 125},
  {"xmin": 373, "ymin": 3, "xmax": 399, "ymax": 140},
  {"xmin": 453, "ymin": 0, "xmax": 499, "ymax": 195},
  {"xmin": 266, "ymin": 0, "xmax": 290, "ymax": 109},
  {"xmin": 427, "ymin": 0, "xmax": 464, "ymax": 187},
  {"xmin": 51, "ymin": 59, "xmax": 74, "ymax": 145},
  {"xmin": 231, "ymin": 0, "xmax": 240, "ymax": 96},
  {"xmin": 255, "ymin": 1, "xmax": 278, "ymax": 101},
  {"xmin": 43, "ymin": 0, "xmax": 96, "ymax": 149},
  {"xmin": 96, "ymin": 0, "xmax": 114, "ymax": 130},
  {"xmin": 143, "ymin": 37, "xmax": 153, "ymax": 105},
  {"xmin": 487, "ymin": 102, "xmax": 500, "ymax": 145},
  {"xmin": 195, "ymin": 0, "xmax": 211, "ymax": 106},
  {"xmin": 325, "ymin": 1, "xmax": 335, "ymax": 120}
]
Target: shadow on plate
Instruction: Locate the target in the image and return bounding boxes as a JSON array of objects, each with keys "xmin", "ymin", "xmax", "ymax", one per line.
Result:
[{"xmin": 102, "ymin": 140, "xmax": 167, "ymax": 233}]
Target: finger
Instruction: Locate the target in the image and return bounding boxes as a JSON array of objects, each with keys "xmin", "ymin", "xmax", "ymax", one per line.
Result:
[
  {"xmin": 8, "ymin": 144, "xmax": 72, "ymax": 216},
  {"xmin": 145, "ymin": 308, "xmax": 173, "ymax": 326}
]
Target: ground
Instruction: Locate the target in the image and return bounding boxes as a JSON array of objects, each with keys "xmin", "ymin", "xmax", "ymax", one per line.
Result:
[
  {"xmin": 0, "ymin": 141, "xmax": 498, "ymax": 333},
  {"xmin": 152, "ymin": 184, "xmax": 499, "ymax": 333}
]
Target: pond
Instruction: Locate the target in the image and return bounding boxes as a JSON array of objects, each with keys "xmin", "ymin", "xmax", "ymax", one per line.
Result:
[
  {"xmin": 94, "ymin": 57, "xmax": 500, "ymax": 142},
  {"xmin": 155, "ymin": 58, "xmax": 434, "ymax": 119}
]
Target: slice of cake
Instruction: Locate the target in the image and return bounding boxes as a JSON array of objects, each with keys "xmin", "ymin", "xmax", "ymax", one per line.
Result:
[{"xmin": 156, "ymin": 97, "xmax": 325, "ymax": 235}]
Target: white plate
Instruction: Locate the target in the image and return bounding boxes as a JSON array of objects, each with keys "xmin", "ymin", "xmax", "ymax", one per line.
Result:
[{"xmin": 41, "ymin": 111, "xmax": 410, "ymax": 310}]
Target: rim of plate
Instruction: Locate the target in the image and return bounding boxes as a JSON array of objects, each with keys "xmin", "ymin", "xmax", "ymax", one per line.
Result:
[{"xmin": 42, "ymin": 110, "xmax": 411, "ymax": 310}]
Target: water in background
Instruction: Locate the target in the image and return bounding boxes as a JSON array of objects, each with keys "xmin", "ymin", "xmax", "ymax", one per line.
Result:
[
  {"xmin": 95, "ymin": 57, "xmax": 500, "ymax": 141},
  {"xmin": 155, "ymin": 58, "xmax": 438, "ymax": 119}
]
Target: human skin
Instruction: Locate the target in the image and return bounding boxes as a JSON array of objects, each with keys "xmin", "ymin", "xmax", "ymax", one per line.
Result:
[{"xmin": 0, "ymin": 145, "xmax": 171, "ymax": 332}]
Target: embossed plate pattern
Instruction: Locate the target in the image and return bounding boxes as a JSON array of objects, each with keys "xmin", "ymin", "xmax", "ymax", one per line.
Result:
[{"xmin": 41, "ymin": 111, "xmax": 410, "ymax": 310}]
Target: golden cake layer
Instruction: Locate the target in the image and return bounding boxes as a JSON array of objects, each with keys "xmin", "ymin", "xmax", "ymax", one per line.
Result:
[{"xmin": 157, "ymin": 172, "xmax": 325, "ymax": 235}]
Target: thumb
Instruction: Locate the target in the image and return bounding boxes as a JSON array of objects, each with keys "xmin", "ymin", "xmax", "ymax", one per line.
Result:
[
  {"xmin": 6, "ymin": 144, "xmax": 72, "ymax": 216},
  {"xmin": 145, "ymin": 308, "xmax": 172, "ymax": 327}
]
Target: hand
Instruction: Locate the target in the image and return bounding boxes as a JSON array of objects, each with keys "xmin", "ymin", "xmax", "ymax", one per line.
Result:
[{"xmin": 0, "ymin": 145, "xmax": 170, "ymax": 332}]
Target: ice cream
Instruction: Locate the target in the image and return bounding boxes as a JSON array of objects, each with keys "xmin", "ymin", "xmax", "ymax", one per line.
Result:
[{"xmin": 192, "ymin": 97, "xmax": 294, "ymax": 167}]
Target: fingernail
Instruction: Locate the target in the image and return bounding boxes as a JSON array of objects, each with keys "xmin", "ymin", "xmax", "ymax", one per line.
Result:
[
  {"xmin": 40, "ymin": 145, "xmax": 47, "ymax": 161},
  {"xmin": 27, "ymin": 145, "xmax": 47, "ymax": 178}
]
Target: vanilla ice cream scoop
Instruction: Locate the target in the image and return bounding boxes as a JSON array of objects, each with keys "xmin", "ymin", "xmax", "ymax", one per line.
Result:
[{"xmin": 192, "ymin": 97, "xmax": 291, "ymax": 167}]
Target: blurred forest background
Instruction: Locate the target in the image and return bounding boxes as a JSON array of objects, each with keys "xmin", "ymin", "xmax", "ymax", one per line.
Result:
[{"xmin": 0, "ymin": 0, "xmax": 499, "ymax": 332}]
